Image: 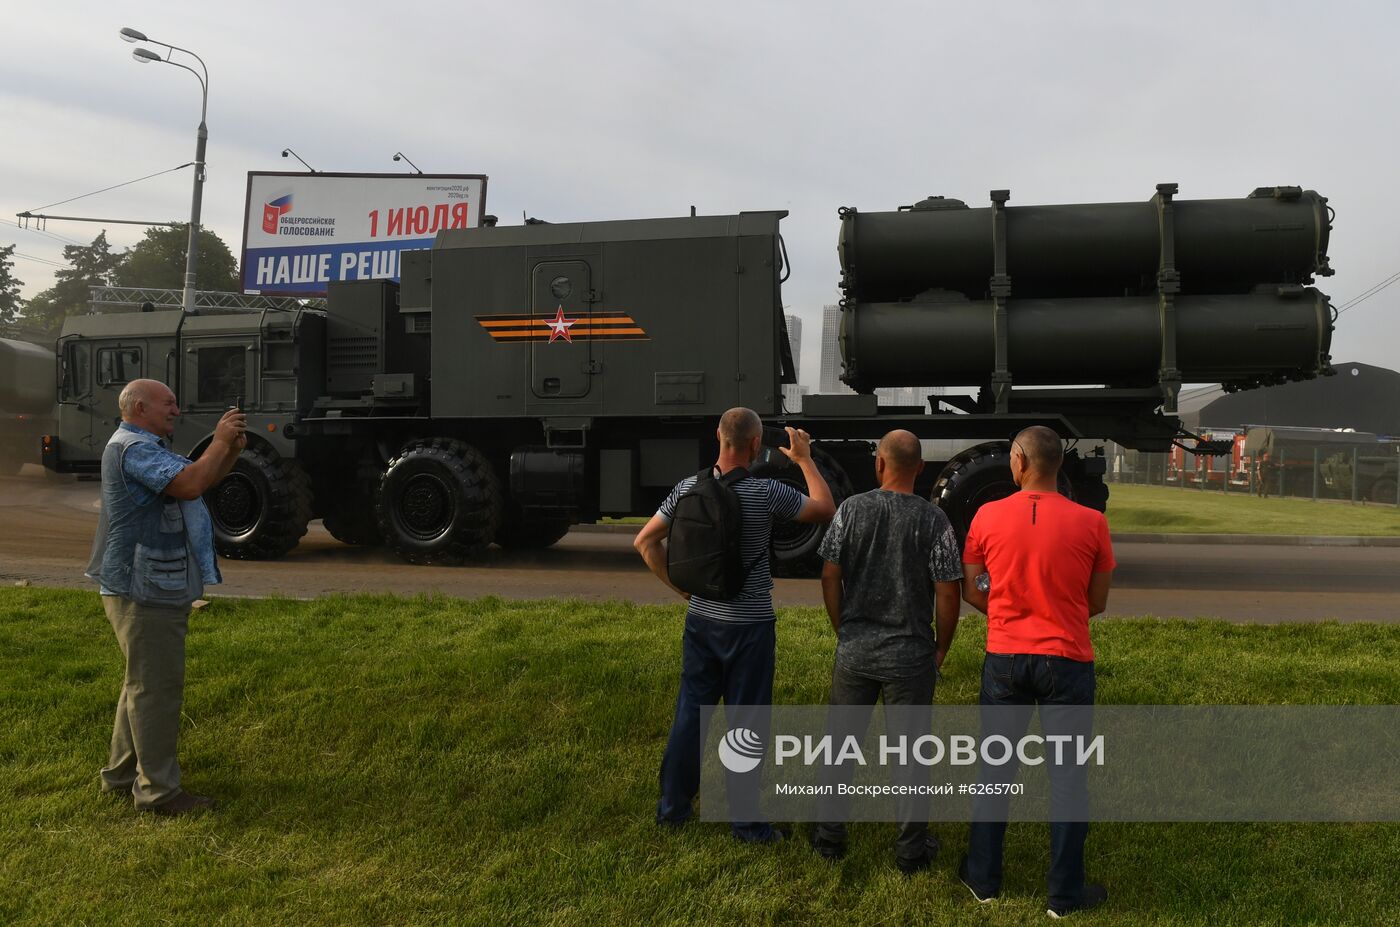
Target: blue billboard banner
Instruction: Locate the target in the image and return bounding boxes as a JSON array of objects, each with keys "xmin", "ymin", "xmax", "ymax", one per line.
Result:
[
  {"xmin": 240, "ymin": 171, "xmax": 487, "ymax": 297},
  {"xmin": 244, "ymin": 238, "xmax": 434, "ymax": 292}
]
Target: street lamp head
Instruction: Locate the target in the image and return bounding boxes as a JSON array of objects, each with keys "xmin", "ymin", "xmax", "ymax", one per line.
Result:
[
  {"xmin": 282, "ymin": 149, "xmax": 291, "ymax": 157},
  {"xmin": 392, "ymin": 151, "xmax": 423, "ymax": 173},
  {"xmin": 132, "ymin": 48, "xmax": 161, "ymax": 64},
  {"xmin": 120, "ymin": 27, "xmax": 148, "ymax": 43}
]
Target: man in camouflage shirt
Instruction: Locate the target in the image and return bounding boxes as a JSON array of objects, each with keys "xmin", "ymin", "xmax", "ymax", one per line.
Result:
[{"xmin": 810, "ymin": 430, "xmax": 963, "ymax": 874}]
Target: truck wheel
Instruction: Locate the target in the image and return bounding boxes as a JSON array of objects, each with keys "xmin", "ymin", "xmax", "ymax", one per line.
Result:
[
  {"xmin": 932, "ymin": 441, "xmax": 1073, "ymax": 542},
  {"xmin": 207, "ymin": 445, "xmax": 313, "ymax": 560},
  {"xmin": 495, "ymin": 506, "xmax": 572, "ymax": 549},
  {"xmin": 321, "ymin": 460, "xmax": 386, "ymax": 546},
  {"xmin": 377, "ymin": 438, "xmax": 502, "ymax": 564},
  {"xmin": 1370, "ymin": 478, "xmax": 1398, "ymax": 505},
  {"xmin": 753, "ymin": 446, "xmax": 853, "ymax": 578}
]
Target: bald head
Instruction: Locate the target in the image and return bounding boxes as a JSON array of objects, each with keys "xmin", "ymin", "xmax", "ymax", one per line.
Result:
[
  {"xmin": 1013, "ymin": 425, "xmax": 1064, "ymax": 474},
  {"xmin": 718, "ymin": 407, "xmax": 762, "ymax": 450},
  {"xmin": 876, "ymin": 430, "xmax": 922, "ymax": 474}
]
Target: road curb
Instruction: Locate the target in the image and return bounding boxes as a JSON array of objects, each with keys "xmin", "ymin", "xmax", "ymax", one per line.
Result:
[
  {"xmin": 1110, "ymin": 533, "xmax": 1400, "ymax": 547},
  {"xmin": 574, "ymin": 523, "xmax": 643, "ymax": 535},
  {"xmin": 574, "ymin": 523, "xmax": 1400, "ymax": 547}
]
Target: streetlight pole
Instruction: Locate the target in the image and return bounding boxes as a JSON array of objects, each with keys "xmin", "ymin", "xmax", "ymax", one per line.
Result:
[{"xmin": 122, "ymin": 27, "xmax": 208, "ymax": 316}]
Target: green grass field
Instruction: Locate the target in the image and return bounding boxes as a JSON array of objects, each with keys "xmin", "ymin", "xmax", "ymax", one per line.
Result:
[
  {"xmin": 1104, "ymin": 483, "xmax": 1400, "ymax": 536},
  {"xmin": 3, "ymin": 588, "xmax": 1399, "ymax": 926}
]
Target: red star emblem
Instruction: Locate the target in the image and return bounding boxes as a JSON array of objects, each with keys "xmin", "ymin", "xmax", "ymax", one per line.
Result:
[{"xmin": 547, "ymin": 306, "xmax": 576, "ymax": 343}]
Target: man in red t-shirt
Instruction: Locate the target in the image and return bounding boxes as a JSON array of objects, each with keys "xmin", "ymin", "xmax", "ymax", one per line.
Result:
[{"xmin": 957, "ymin": 426, "xmax": 1115, "ymax": 919}]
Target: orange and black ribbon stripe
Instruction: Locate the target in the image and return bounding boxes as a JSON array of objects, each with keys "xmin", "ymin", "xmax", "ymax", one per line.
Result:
[{"xmin": 475, "ymin": 312, "xmax": 650, "ymax": 341}]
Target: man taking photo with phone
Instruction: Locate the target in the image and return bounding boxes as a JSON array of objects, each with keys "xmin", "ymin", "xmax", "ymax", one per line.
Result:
[{"xmin": 87, "ymin": 379, "xmax": 245, "ymax": 816}]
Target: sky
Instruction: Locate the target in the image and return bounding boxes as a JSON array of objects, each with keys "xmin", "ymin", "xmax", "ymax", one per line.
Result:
[{"xmin": 3, "ymin": 0, "xmax": 1397, "ymax": 388}]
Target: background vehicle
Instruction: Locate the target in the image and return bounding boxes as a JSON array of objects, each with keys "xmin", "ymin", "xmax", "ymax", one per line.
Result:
[
  {"xmin": 1243, "ymin": 425, "xmax": 1399, "ymax": 501},
  {"xmin": 1, "ymin": 337, "xmax": 56, "ymax": 476},
  {"xmin": 45, "ymin": 183, "xmax": 1336, "ymax": 572}
]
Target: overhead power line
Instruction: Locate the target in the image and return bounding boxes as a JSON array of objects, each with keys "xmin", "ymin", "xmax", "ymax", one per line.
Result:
[
  {"xmin": 1336, "ymin": 268, "xmax": 1400, "ymax": 316},
  {"xmin": 5, "ymin": 250, "xmax": 65, "ymax": 268},
  {"xmin": 8, "ymin": 221, "xmax": 86, "ymax": 248},
  {"xmin": 24, "ymin": 162, "xmax": 193, "ymax": 213}
]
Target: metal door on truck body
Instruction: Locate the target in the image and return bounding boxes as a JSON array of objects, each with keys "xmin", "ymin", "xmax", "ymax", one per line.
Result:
[
  {"xmin": 180, "ymin": 337, "xmax": 256, "ymax": 454},
  {"xmin": 58, "ymin": 335, "xmax": 179, "ymax": 467},
  {"xmin": 530, "ymin": 260, "xmax": 594, "ymax": 399},
  {"xmin": 56, "ymin": 338, "xmax": 97, "ymax": 464}
]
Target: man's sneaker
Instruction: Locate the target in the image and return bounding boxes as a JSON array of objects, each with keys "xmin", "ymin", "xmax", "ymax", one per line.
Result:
[
  {"xmin": 1047, "ymin": 883, "xmax": 1108, "ymax": 918},
  {"xmin": 146, "ymin": 792, "xmax": 216, "ymax": 817},
  {"xmin": 808, "ymin": 830, "xmax": 847, "ymax": 862},
  {"xmin": 734, "ymin": 824, "xmax": 790, "ymax": 845},
  {"xmin": 895, "ymin": 834, "xmax": 941, "ymax": 876},
  {"xmin": 958, "ymin": 856, "xmax": 999, "ymax": 903}
]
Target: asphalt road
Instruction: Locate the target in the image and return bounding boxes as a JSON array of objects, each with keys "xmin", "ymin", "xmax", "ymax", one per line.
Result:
[{"xmin": 3, "ymin": 469, "xmax": 1398, "ymax": 623}]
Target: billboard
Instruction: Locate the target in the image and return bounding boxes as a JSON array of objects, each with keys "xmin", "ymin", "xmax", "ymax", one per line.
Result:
[{"xmin": 241, "ymin": 171, "xmax": 488, "ymax": 296}]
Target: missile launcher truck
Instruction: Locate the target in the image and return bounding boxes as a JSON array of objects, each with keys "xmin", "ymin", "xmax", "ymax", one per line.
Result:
[{"xmin": 43, "ymin": 183, "xmax": 1335, "ymax": 573}]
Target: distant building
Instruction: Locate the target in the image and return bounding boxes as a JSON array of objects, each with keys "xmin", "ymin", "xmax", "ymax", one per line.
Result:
[
  {"xmin": 819, "ymin": 305, "xmax": 854, "ymax": 395},
  {"xmin": 876, "ymin": 386, "xmax": 938, "ymax": 408},
  {"xmin": 782, "ymin": 384, "xmax": 809, "ymax": 413},
  {"xmin": 783, "ymin": 313, "xmax": 802, "ymax": 382},
  {"xmin": 1198, "ymin": 362, "xmax": 1400, "ymax": 436}
]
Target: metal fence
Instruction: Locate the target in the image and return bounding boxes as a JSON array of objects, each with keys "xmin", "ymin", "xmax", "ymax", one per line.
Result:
[{"xmin": 1106, "ymin": 446, "xmax": 1400, "ymax": 506}]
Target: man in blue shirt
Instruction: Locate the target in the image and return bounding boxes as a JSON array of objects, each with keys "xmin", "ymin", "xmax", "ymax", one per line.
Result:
[
  {"xmin": 86, "ymin": 379, "xmax": 245, "ymax": 816},
  {"xmin": 634, "ymin": 407, "xmax": 836, "ymax": 841}
]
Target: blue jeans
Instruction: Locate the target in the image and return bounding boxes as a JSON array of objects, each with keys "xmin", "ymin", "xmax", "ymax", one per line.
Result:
[
  {"xmin": 657, "ymin": 612, "xmax": 777, "ymax": 840},
  {"xmin": 965, "ymin": 653, "xmax": 1096, "ymax": 909}
]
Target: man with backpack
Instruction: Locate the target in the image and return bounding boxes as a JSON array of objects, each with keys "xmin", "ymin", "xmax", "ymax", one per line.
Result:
[{"xmin": 634, "ymin": 407, "xmax": 836, "ymax": 841}]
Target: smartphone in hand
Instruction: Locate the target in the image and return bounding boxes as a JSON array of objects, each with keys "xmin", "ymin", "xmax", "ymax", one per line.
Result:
[{"xmin": 761, "ymin": 426, "xmax": 791, "ymax": 449}]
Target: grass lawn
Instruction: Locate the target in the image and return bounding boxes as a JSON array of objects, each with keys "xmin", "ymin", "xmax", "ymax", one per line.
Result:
[
  {"xmin": 3, "ymin": 587, "xmax": 1399, "ymax": 926},
  {"xmin": 1104, "ymin": 482, "xmax": 1400, "ymax": 536}
]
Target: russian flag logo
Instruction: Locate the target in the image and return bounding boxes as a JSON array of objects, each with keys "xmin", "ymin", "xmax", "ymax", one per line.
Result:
[{"xmin": 262, "ymin": 194, "xmax": 293, "ymax": 234}]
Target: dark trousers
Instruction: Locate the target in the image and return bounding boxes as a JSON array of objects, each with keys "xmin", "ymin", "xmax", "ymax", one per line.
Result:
[
  {"xmin": 813, "ymin": 661, "xmax": 937, "ymax": 860},
  {"xmin": 657, "ymin": 612, "xmax": 776, "ymax": 839},
  {"xmin": 965, "ymin": 653, "xmax": 1096, "ymax": 909}
]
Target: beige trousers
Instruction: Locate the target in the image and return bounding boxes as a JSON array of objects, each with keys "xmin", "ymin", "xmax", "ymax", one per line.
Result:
[{"xmin": 100, "ymin": 595, "xmax": 189, "ymax": 809}]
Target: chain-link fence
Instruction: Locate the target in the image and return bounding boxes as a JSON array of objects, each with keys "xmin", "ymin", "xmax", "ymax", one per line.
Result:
[{"xmin": 1106, "ymin": 445, "xmax": 1400, "ymax": 506}]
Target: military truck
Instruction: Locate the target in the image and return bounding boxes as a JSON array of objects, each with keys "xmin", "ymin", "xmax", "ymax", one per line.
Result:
[
  {"xmin": 1, "ymin": 337, "xmax": 56, "ymax": 475},
  {"xmin": 44, "ymin": 183, "xmax": 1336, "ymax": 571},
  {"xmin": 1243, "ymin": 425, "xmax": 1399, "ymax": 501}
]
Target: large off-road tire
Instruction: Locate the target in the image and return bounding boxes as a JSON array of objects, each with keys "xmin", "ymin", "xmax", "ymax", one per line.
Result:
[
  {"xmin": 206, "ymin": 444, "xmax": 313, "ymax": 560},
  {"xmin": 376, "ymin": 438, "xmax": 502, "ymax": 565},
  {"xmin": 752, "ymin": 446, "xmax": 854, "ymax": 578},
  {"xmin": 321, "ymin": 459, "xmax": 386, "ymax": 546},
  {"xmin": 931, "ymin": 441, "xmax": 1072, "ymax": 542},
  {"xmin": 495, "ymin": 502, "xmax": 572, "ymax": 550}
]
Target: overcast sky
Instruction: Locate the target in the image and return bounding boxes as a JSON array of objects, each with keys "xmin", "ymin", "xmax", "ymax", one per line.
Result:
[{"xmin": 3, "ymin": 0, "xmax": 1396, "ymax": 387}]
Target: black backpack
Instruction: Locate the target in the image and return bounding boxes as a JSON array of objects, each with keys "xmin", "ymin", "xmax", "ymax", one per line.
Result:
[{"xmin": 667, "ymin": 467, "xmax": 756, "ymax": 599}]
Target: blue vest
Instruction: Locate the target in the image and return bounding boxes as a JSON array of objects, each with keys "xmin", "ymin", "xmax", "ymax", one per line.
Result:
[{"xmin": 85, "ymin": 425, "xmax": 220, "ymax": 605}]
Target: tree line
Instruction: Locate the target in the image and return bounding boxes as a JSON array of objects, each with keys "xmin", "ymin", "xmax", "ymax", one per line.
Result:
[{"xmin": 0, "ymin": 226, "xmax": 239, "ymax": 340}]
